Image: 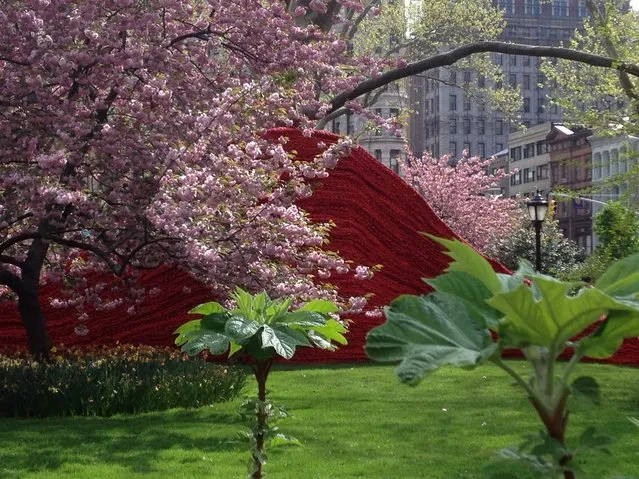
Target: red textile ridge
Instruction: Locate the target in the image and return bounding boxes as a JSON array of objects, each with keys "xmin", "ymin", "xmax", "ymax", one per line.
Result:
[{"xmin": 1, "ymin": 128, "xmax": 638, "ymax": 364}]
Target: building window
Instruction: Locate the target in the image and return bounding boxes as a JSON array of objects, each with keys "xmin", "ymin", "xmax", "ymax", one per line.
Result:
[
  {"xmin": 332, "ymin": 120, "xmax": 341, "ymax": 135},
  {"xmin": 463, "ymin": 71, "xmax": 472, "ymax": 84},
  {"xmin": 510, "ymin": 146, "xmax": 522, "ymax": 162},
  {"xmin": 464, "ymin": 142, "xmax": 471, "ymax": 156},
  {"xmin": 449, "ymin": 70, "xmax": 457, "ymax": 84},
  {"xmin": 374, "ymin": 149, "xmax": 382, "ymax": 161},
  {"xmin": 523, "ymin": 142, "xmax": 535, "ymax": 159},
  {"xmin": 496, "ymin": 120, "xmax": 503, "ymax": 136},
  {"xmin": 510, "ymin": 55, "xmax": 517, "ymax": 66},
  {"xmin": 478, "ymin": 119, "xmax": 485, "ymax": 135},
  {"xmin": 449, "ymin": 118, "xmax": 457, "ymax": 134},
  {"xmin": 509, "ymin": 74, "xmax": 517, "ymax": 88},
  {"xmin": 389, "ymin": 108, "xmax": 399, "ymax": 118},
  {"xmin": 449, "ymin": 141, "xmax": 457, "ymax": 157},
  {"xmin": 611, "ymin": 149, "xmax": 619, "ymax": 175},
  {"xmin": 536, "ymin": 164, "xmax": 548, "ymax": 180},
  {"xmin": 552, "ymin": 0, "xmax": 569, "ymax": 16},
  {"xmin": 525, "ymin": 0, "xmax": 541, "ymax": 15},
  {"xmin": 463, "ymin": 97, "xmax": 471, "ymax": 111},
  {"xmin": 602, "ymin": 151, "xmax": 610, "ymax": 177},
  {"xmin": 578, "ymin": 0, "xmax": 588, "ymax": 17},
  {"xmin": 523, "ymin": 75, "xmax": 531, "ymax": 90},
  {"xmin": 478, "ymin": 142, "xmax": 486, "ymax": 158},
  {"xmin": 537, "ymin": 97, "xmax": 546, "ymax": 113},
  {"xmin": 478, "ymin": 75, "xmax": 485, "ymax": 88},
  {"xmin": 593, "ymin": 153, "xmax": 602, "ymax": 179},
  {"xmin": 524, "ymin": 55, "xmax": 531, "ymax": 67},
  {"xmin": 389, "ymin": 150, "xmax": 401, "ymax": 173},
  {"xmin": 523, "ymin": 97, "xmax": 531, "ymax": 113},
  {"xmin": 536, "ymin": 140, "xmax": 547, "ymax": 155},
  {"xmin": 346, "ymin": 112, "xmax": 354, "ymax": 135},
  {"xmin": 494, "ymin": 53, "xmax": 503, "ymax": 65},
  {"xmin": 497, "ymin": 0, "xmax": 515, "ymax": 13},
  {"xmin": 449, "ymin": 94, "xmax": 457, "ymax": 111},
  {"xmin": 496, "ymin": 143, "xmax": 503, "ymax": 152},
  {"xmin": 464, "ymin": 118, "xmax": 471, "ymax": 135}
]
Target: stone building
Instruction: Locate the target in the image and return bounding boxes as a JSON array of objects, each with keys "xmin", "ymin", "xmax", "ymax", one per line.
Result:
[{"xmin": 547, "ymin": 125, "xmax": 593, "ymax": 252}]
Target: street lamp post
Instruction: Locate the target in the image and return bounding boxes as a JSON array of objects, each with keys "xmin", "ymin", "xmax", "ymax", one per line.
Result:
[{"xmin": 526, "ymin": 191, "xmax": 549, "ymax": 272}]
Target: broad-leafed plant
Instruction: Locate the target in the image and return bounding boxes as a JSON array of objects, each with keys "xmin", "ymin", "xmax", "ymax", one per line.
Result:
[
  {"xmin": 175, "ymin": 287, "xmax": 346, "ymax": 479},
  {"xmin": 366, "ymin": 236, "xmax": 639, "ymax": 479}
]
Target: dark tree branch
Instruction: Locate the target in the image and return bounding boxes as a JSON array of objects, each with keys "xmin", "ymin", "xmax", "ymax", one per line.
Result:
[
  {"xmin": 0, "ymin": 268, "xmax": 23, "ymax": 293},
  {"xmin": 0, "ymin": 56, "xmax": 30, "ymax": 66},
  {"xmin": 0, "ymin": 255, "xmax": 25, "ymax": 268},
  {"xmin": 0, "ymin": 232, "xmax": 38, "ymax": 254},
  {"xmin": 326, "ymin": 40, "xmax": 639, "ymax": 116}
]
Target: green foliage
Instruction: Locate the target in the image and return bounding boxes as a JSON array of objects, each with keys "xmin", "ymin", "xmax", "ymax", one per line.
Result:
[
  {"xmin": 176, "ymin": 288, "xmax": 344, "ymax": 361},
  {"xmin": 486, "ymin": 214, "xmax": 587, "ymax": 277},
  {"xmin": 176, "ymin": 287, "xmax": 345, "ymax": 479},
  {"xmin": 367, "ymin": 236, "xmax": 639, "ymax": 477},
  {"xmin": 594, "ymin": 201, "xmax": 639, "ymax": 261},
  {"xmin": 0, "ymin": 345, "xmax": 247, "ymax": 418}
]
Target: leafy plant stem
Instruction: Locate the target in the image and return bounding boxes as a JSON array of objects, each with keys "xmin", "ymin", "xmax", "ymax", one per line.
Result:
[
  {"xmin": 559, "ymin": 352, "xmax": 583, "ymax": 393},
  {"xmin": 491, "ymin": 357, "xmax": 545, "ymax": 411},
  {"xmin": 251, "ymin": 359, "xmax": 273, "ymax": 479},
  {"xmin": 529, "ymin": 389, "xmax": 575, "ymax": 479}
]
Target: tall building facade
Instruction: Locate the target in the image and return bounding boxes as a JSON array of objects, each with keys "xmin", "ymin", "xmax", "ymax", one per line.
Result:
[
  {"xmin": 547, "ymin": 125, "xmax": 593, "ymax": 252},
  {"xmin": 409, "ymin": 0, "xmax": 588, "ymax": 159}
]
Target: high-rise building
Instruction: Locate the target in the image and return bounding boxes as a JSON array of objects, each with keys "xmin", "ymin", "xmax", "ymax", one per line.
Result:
[{"xmin": 409, "ymin": 0, "xmax": 589, "ymax": 159}]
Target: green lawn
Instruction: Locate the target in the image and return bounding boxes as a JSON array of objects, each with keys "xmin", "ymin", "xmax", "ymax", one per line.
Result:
[{"xmin": 1, "ymin": 362, "xmax": 638, "ymax": 478}]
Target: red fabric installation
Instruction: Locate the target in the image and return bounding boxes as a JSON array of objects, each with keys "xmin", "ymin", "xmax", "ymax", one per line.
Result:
[{"xmin": 1, "ymin": 128, "xmax": 638, "ymax": 364}]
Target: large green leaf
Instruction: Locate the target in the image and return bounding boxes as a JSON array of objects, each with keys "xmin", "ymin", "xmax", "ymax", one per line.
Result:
[
  {"xmin": 426, "ymin": 235, "xmax": 502, "ymax": 294},
  {"xmin": 579, "ymin": 309, "xmax": 639, "ymax": 358},
  {"xmin": 261, "ymin": 324, "xmax": 311, "ymax": 359},
  {"xmin": 188, "ymin": 301, "xmax": 227, "ymax": 316},
  {"xmin": 275, "ymin": 310, "xmax": 328, "ymax": 328},
  {"xmin": 225, "ymin": 315, "xmax": 261, "ymax": 343},
  {"xmin": 425, "ymin": 270, "xmax": 503, "ymax": 328},
  {"xmin": 179, "ymin": 329, "xmax": 230, "ymax": 356},
  {"xmin": 310, "ymin": 319, "xmax": 348, "ymax": 345},
  {"xmin": 488, "ymin": 276, "xmax": 632, "ymax": 349},
  {"xmin": 595, "ymin": 252, "xmax": 639, "ymax": 297},
  {"xmin": 298, "ymin": 299, "xmax": 339, "ymax": 314},
  {"xmin": 366, "ymin": 292, "xmax": 497, "ymax": 385}
]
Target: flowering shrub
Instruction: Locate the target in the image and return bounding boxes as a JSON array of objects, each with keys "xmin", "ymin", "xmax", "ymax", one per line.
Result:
[
  {"xmin": 400, "ymin": 152, "xmax": 518, "ymax": 253},
  {"xmin": 0, "ymin": 345, "xmax": 247, "ymax": 418}
]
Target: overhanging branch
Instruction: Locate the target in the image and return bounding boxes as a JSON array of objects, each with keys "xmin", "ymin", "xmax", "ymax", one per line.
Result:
[{"xmin": 327, "ymin": 40, "xmax": 639, "ymax": 116}]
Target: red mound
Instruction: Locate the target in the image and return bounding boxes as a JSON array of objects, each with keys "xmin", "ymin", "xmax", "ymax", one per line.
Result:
[{"xmin": 1, "ymin": 128, "xmax": 638, "ymax": 364}]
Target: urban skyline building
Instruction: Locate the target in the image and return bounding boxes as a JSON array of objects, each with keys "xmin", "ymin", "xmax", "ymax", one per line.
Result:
[{"xmin": 408, "ymin": 0, "xmax": 588, "ymax": 160}]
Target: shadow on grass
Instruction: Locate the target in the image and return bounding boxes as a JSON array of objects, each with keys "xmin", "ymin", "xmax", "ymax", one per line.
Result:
[{"xmin": 0, "ymin": 408, "xmax": 245, "ymax": 477}]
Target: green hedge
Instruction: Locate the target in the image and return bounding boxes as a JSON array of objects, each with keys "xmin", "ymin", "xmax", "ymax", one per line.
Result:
[{"xmin": 0, "ymin": 345, "xmax": 248, "ymax": 418}]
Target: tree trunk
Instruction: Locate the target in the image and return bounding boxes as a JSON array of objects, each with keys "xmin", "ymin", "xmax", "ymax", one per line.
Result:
[{"xmin": 17, "ymin": 286, "xmax": 52, "ymax": 361}]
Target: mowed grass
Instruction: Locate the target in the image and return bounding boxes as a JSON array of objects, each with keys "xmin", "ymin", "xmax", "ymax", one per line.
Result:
[{"xmin": 1, "ymin": 362, "xmax": 638, "ymax": 478}]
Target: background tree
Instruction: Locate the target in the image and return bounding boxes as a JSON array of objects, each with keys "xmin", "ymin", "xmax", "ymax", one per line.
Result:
[
  {"xmin": 594, "ymin": 201, "xmax": 639, "ymax": 260},
  {"xmin": 399, "ymin": 151, "xmax": 518, "ymax": 253},
  {"xmin": 486, "ymin": 215, "xmax": 587, "ymax": 276}
]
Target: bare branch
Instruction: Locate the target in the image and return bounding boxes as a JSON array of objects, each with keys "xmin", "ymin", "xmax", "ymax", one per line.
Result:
[
  {"xmin": 0, "ymin": 56, "xmax": 30, "ymax": 66},
  {"xmin": 0, "ymin": 255, "xmax": 25, "ymax": 268},
  {"xmin": 326, "ymin": 40, "xmax": 639, "ymax": 116},
  {"xmin": 0, "ymin": 232, "xmax": 38, "ymax": 254}
]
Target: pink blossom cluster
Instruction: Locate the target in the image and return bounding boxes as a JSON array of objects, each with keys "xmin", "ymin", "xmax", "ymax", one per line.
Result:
[
  {"xmin": 400, "ymin": 152, "xmax": 519, "ymax": 253},
  {"xmin": 0, "ymin": 0, "xmax": 388, "ymax": 330}
]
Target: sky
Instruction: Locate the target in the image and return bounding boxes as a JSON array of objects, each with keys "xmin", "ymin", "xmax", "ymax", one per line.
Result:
[{"xmin": 632, "ymin": 0, "xmax": 638, "ymax": 11}]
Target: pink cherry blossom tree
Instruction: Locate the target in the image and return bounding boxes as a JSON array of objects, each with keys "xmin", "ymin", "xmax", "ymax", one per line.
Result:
[
  {"xmin": 0, "ymin": 0, "xmax": 383, "ymax": 358},
  {"xmin": 399, "ymin": 152, "xmax": 519, "ymax": 253}
]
